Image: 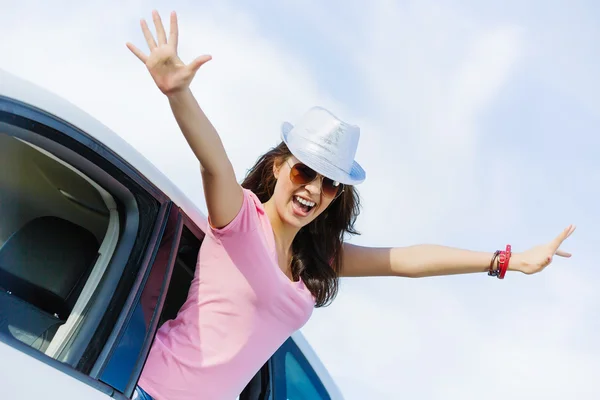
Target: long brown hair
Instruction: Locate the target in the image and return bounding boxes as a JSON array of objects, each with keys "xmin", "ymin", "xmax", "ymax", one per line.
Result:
[{"xmin": 241, "ymin": 142, "xmax": 361, "ymax": 307}]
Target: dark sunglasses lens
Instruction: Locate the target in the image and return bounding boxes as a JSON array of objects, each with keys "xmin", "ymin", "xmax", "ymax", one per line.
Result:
[
  {"xmin": 323, "ymin": 178, "xmax": 342, "ymax": 198},
  {"xmin": 290, "ymin": 163, "xmax": 317, "ymax": 185}
]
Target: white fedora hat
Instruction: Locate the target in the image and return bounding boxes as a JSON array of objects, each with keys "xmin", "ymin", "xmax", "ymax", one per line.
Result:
[{"xmin": 280, "ymin": 106, "xmax": 366, "ymax": 185}]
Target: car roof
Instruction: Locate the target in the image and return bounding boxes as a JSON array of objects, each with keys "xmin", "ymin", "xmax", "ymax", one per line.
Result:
[{"xmin": 0, "ymin": 68, "xmax": 344, "ymax": 398}]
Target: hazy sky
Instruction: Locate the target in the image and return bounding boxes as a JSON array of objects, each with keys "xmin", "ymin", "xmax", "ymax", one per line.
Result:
[{"xmin": 1, "ymin": 0, "xmax": 599, "ymax": 398}]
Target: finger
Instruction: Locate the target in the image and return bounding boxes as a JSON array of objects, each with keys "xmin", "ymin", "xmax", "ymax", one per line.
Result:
[
  {"xmin": 140, "ymin": 19, "xmax": 157, "ymax": 50},
  {"xmin": 169, "ymin": 11, "xmax": 179, "ymax": 49},
  {"xmin": 188, "ymin": 55, "xmax": 212, "ymax": 73},
  {"xmin": 555, "ymin": 249, "xmax": 572, "ymax": 257},
  {"xmin": 551, "ymin": 224, "xmax": 575, "ymax": 250},
  {"xmin": 152, "ymin": 10, "xmax": 167, "ymax": 45},
  {"xmin": 126, "ymin": 42, "xmax": 148, "ymax": 63}
]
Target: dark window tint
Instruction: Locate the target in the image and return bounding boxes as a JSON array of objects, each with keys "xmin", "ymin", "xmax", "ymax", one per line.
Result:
[
  {"xmin": 99, "ymin": 206, "xmax": 181, "ymax": 393},
  {"xmin": 284, "ymin": 352, "xmax": 326, "ymax": 399},
  {"xmin": 101, "ymin": 215, "xmax": 204, "ymax": 396},
  {"xmin": 158, "ymin": 224, "xmax": 201, "ymax": 327},
  {"xmin": 273, "ymin": 338, "xmax": 330, "ymax": 400}
]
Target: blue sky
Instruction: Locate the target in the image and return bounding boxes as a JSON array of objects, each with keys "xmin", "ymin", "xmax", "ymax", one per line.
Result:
[{"xmin": 1, "ymin": 0, "xmax": 598, "ymax": 398}]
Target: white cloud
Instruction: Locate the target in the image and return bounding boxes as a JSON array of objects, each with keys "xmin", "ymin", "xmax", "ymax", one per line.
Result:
[
  {"xmin": 335, "ymin": 7, "xmax": 524, "ymax": 244},
  {"xmin": 2, "ymin": 1, "xmax": 598, "ymax": 399}
]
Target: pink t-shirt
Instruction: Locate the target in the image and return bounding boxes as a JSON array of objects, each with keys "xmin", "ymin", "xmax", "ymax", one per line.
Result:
[{"xmin": 138, "ymin": 189, "xmax": 315, "ymax": 399}]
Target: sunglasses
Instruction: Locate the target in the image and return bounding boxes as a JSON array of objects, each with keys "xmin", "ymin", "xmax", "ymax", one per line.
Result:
[{"xmin": 287, "ymin": 160, "xmax": 344, "ymax": 198}]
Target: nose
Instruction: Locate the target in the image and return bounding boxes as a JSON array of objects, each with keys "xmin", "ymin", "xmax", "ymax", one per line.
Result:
[{"xmin": 304, "ymin": 175, "xmax": 323, "ymax": 197}]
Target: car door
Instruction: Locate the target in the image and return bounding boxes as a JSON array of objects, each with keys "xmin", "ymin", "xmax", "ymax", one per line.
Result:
[{"xmin": 0, "ymin": 69, "xmax": 177, "ymax": 399}]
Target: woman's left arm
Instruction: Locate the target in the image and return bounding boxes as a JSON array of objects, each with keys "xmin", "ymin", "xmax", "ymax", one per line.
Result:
[{"xmin": 340, "ymin": 224, "xmax": 576, "ymax": 278}]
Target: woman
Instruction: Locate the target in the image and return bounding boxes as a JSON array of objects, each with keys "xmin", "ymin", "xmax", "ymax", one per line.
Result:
[{"xmin": 127, "ymin": 10, "xmax": 575, "ymax": 400}]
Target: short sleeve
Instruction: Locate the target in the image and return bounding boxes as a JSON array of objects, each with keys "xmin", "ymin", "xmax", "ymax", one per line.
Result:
[{"xmin": 209, "ymin": 188, "xmax": 264, "ymax": 238}]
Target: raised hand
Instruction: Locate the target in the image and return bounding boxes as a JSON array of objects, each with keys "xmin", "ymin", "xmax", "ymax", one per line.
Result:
[
  {"xmin": 126, "ymin": 10, "xmax": 211, "ymax": 96},
  {"xmin": 512, "ymin": 224, "xmax": 576, "ymax": 274}
]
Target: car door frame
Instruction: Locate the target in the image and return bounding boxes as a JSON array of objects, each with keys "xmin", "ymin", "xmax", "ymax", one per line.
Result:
[
  {"xmin": 96, "ymin": 204, "xmax": 209, "ymax": 398},
  {"xmin": 0, "ymin": 93, "xmax": 176, "ymax": 398}
]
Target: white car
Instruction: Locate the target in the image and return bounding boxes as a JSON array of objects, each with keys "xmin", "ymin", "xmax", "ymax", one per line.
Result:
[{"xmin": 0, "ymin": 69, "xmax": 344, "ymax": 400}]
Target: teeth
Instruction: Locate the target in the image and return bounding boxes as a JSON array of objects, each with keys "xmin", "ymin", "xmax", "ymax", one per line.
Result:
[{"xmin": 295, "ymin": 196, "xmax": 315, "ymax": 208}]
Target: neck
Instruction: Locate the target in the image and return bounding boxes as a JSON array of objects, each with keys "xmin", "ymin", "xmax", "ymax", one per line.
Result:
[{"xmin": 263, "ymin": 198, "xmax": 299, "ymax": 257}]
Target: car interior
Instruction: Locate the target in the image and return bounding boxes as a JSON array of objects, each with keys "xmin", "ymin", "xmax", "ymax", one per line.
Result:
[
  {"xmin": 157, "ymin": 225, "xmax": 200, "ymax": 327},
  {"xmin": 0, "ymin": 132, "xmax": 119, "ymax": 359}
]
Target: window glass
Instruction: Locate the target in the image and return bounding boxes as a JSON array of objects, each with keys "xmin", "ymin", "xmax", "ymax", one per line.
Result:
[
  {"xmin": 102, "ymin": 219, "xmax": 203, "ymax": 394},
  {"xmin": 0, "ymin": 132, "xmax": 114, "ymax": 359},
  {"xmin": 157, "ymin": 224, "xmax": 200, "ymax": 326},
  {"xmin": 284, "ymin": 352, "xmax": 326, "ymax": 400},
  {"xmin": 99, "ymin": 207, "xmax": 180, "ymax": 392},
  {"xmin": 271, "ymin": 338, "xmax": 330, "ymax": 400}
]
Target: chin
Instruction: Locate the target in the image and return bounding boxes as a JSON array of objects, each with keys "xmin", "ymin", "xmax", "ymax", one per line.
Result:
[
  {"xmin": 279, "ymin": 204, "xmax": 318, "ymax": 229},
  {"xmin": 289, "ymin": 218, "xmax": 308, "ymax": 229},
  {"xmin": 292, "ymin": 204, "xmax": 324, "ymax": 228}
]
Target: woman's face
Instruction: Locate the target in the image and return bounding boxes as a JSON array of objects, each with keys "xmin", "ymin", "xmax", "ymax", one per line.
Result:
[{"xmin": 272, "ymin": 156, "xmax": 337, "ymax": 229}]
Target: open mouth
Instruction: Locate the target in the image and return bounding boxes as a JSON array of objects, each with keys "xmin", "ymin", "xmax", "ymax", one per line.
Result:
[{"xmin": 292, "ymin": 195, "xmax": 316, "ymax": 216}]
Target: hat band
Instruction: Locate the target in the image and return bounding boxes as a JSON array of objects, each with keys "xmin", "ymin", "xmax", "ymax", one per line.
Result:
[{"xmin": 287, "ymin": 135, "xmax": 354, "ymax": 175}]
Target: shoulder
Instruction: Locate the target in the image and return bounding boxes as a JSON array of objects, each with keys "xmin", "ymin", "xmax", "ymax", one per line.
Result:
[
  {"xmin": 244, "ymin": 188, "xmax": 264, "ymax": 211},
  {"xmin": 208, "ymin": 188, "xmax": 266, "ymax": 238}
]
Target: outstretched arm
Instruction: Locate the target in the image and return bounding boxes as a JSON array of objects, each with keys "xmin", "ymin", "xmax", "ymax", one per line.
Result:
[
  {"xmin": 340, "ymin": 225, "xmax": 576, "ymax": 278},
  {"xmin": 127, "ymin": 10, "xmax": 242, "ymax": 229},
  {"xmin": 167, "ymin": 89, "xmax": 242, "ymax": 229}
]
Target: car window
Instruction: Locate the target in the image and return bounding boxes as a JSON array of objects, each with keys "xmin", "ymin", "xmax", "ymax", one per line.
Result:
[
  {"xmin": 98, "ymin": 206, "xmax": 182, "ymax": 393},
  {"xmin": 0, "ymin": 132, "xmax": 114, "ymax": 356},
  {"xmin": 102, "ymin": 215, "xmax": 205, "ymax": 397},
  {"xmin": 284, "ymin": 352, "xmax": 326, "ymax": 400},
  {"xmin": 272, "ymin": 338, "xmax": 331, "ymax": 400},
  {"xmin": 158, "ymin": 223, "xmax": 203, "ymax": 327},
  {"xmin": 0, "ymin": 97, "xmax": 162, "ymax": 400}
]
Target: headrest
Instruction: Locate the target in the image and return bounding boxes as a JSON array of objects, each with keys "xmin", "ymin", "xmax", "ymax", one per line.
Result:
[{"xmin": 0, "ymin": 216, "xmax": 99, "ymax": 302}]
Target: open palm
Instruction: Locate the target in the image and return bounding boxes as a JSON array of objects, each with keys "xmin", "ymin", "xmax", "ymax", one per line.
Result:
[
  {"xmin": 126, "ymin": 10, "xmax": 211, "ymax": 96},
  {"xmin": 515, "ymin": 224, "xmax": 576, "ymax": 274}
]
